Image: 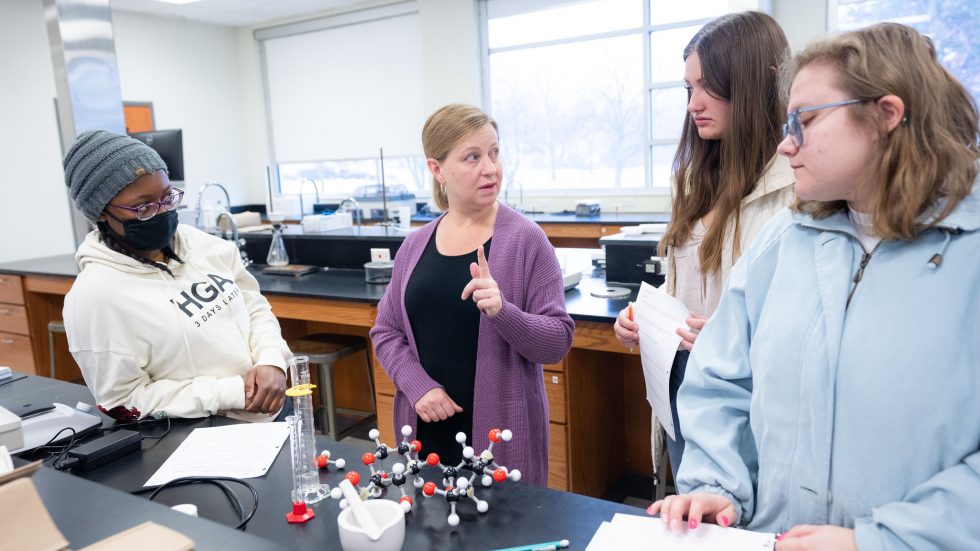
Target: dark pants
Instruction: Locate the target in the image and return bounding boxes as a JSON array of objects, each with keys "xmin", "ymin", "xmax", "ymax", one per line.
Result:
[
  {"xmin": 665, "ymin": 349, "xmax": 689, "ymax": 481},
  {"xmin": 273, "ymin": 398, "xmax": 295, "ymax": 422}
]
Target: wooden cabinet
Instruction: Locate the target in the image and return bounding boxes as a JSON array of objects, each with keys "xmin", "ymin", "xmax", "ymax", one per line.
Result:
[
  {"xmin": 0, "ymin": 274, "xmax": 25, "ymax": 304},
  {"xmin": 0, "ymin": 275, "xmax": 34, "ymax": 374},
  {"xmin": 548, "ymin": 422, "xmax": 568, "ymax": 491},
  {"xmin": 544, "ymin": 371, "xmax": 566, "ymax": 424},
  {"xmin": 544, "ymin": 363, "xmax": 569, "ymax": 490},
  {"xmin": 376, "ymin": 393, "xmax": 395, "ymax": 445},
  {"xmin": 0, "ymin": 332, "xmax": 34, "ymax": 373},
  {"xmin": 0, "ymin": 304, "xmax": 29, "ymax": 335},
  {"xmin": 373, "ymin": 354, "xmax": 396, "ymax": 397}
]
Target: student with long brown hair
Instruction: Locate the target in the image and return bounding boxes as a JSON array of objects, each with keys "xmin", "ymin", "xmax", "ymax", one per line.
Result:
[
  {"xmin": 613, "ymin": 11, "xmax": 794, "ymax": 479},
  {"xmin": 650, "ymin": 23, "xmax": 980, "ymax": 550}
]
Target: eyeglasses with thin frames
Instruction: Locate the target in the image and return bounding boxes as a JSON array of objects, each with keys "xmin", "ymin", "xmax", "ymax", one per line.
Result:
[
  {"xmin": 108, "ymin": 188, "xmax": 185, "ymax": 221},
  {"xmin": 782, "ymin": 99, "xmax": 863, "ymax": 147}
]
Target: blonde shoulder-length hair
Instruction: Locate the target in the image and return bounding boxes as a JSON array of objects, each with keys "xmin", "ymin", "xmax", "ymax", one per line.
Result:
[
  {"xmin": 421, "ymin": 104, "xmax": 498, "ymax": 212},
  {"xmin": 784, "ymin": 23, "xmax": 979, "ymax": 238}
]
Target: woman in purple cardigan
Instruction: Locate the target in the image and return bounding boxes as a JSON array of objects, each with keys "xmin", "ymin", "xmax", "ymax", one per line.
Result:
[{"xmin": 369, "ymin": 104, "xmax": 574, "ymax": 486}]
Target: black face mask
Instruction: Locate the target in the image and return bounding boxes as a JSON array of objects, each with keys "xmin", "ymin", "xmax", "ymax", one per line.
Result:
[{"xmin": 110, "ymin": 210, "xmax": 179, "ymax": 251}]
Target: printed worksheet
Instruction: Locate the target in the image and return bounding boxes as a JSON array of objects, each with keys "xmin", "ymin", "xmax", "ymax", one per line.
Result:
[
  {"xmin": 145, "ymin": 422, "xmax": 289, "ymax": 487},
  {"xmin": 587, "ymin": 513, "xmax": 775, "ymax": 550},
  {"xmin": 633, "ymin": 282, "xmax": 689, "ymax": 440}
]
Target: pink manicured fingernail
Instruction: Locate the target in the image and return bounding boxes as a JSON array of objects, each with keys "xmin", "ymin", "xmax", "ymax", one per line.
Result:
[
  {"xmin": 720, "ymin": 515, "xmax": 730, "ymax": 526},
  {"xmin": 776, "ymin": 533, "xmax": 786, "ymax": 541},
  {"xmin": 689, "ymin": 519, "xmax": 698, "ymax": 529},
  {"xmin": 646, "ymin": 504, "xmax": 656, "ymax": 515}
]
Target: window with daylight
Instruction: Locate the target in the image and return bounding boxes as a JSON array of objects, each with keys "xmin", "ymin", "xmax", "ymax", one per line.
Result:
[
  {"xmin": 482, "ymin": 0, "xmax": 758, "ymax": 194},
  {"xmin": 831, "ymin": 0, "xmax": 979, "ymax": 106}
]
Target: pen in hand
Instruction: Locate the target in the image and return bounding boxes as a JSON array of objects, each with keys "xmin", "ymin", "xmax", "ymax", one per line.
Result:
[{"xmin": 628, "ymin": 301, "xmax": 635, "ymax": 353}]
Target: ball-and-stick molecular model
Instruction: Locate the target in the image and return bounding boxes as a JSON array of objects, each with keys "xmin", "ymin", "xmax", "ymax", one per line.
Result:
[
  {"xmin": 421, "ymin": 428, "xmax": 521, "ymax": 526},
  {"xmin": 315, "ymin": 449, "xmax": 346, "ymax": 471},
  {"xmin": 337, "ymin": 425, "xmax": 424, "ymax": 512},
  {"xmin": 339, "ymin": 425, "xmax": 521, "ymax": 527}
]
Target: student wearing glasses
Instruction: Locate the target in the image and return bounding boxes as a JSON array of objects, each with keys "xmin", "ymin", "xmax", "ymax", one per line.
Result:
[
  {"xmin": 649, "ymin": 23, "xmax": 980, "ymax": 550},
  {"xmin": 62, "ymin": 130, "xmax": 292, "ymax": 422},
  {"xmin": 613, "ymin": 11, "xmax": 795, "ymax": 481}
]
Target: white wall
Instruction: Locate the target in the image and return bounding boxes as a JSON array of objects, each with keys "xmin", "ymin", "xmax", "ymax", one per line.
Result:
[
  {"xmin": 0, "ymin": 0, "xmax": 76, "ymax": 263},
  {"xmin": 112, "ymin": 11, "xmax": 254, "ymax": 209},
  {"xmin": 419, "ymin": 0, "xmax": 482, "ymax": 110}
]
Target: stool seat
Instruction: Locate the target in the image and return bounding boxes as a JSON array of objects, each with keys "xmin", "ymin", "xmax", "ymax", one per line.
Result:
[
  {"xmin": 288, "ymin": 333, "xmax": 376, "ymax": 441},
  {"xmin": 290, "ymin": 334, "xmax": 366, "ymax": 363},
  {"xmin": 48, "ymin": 321, "xmax": 66, "ymax": 380}
]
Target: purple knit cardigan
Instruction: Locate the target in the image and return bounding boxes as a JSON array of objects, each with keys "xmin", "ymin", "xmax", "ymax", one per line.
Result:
[{"xmin": 369, "ymin": 203, "xmax": 574, "ymax": 486}]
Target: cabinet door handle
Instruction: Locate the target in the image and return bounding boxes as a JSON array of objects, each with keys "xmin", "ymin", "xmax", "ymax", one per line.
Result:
[{"xmin": 1, "ymin": 339, "xmax": 14, "ymax": 345}]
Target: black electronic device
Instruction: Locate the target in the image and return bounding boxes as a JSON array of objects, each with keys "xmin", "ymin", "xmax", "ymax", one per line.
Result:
[
  {"xmin": 600, "ymin": 232, "xmax": 665, "ymax": 287},
  {"xmin": 7, "ymin": 401, "xmax": 55, "ymax": 419},
  {"xmin": 66, "ymin": 429, "xmax": 141, "ymax": 471},
  {"xmin": 129, "ymin": 128, "xmax": 184, "ymax": 181}
]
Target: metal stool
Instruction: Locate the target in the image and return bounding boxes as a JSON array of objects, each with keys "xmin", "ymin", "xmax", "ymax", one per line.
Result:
[
  {"xmin": 289, "ymin": 334, "xmax": 376, "ymax": 440},
  {"xmin": 48, "ymin": 321, "xmax": 66, "ymax": 379}
]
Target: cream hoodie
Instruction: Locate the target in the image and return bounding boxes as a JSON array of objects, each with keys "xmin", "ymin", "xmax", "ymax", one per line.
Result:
[{"xmin": 64, "ymin": 224, "xmax": 291, "ymax": 422}]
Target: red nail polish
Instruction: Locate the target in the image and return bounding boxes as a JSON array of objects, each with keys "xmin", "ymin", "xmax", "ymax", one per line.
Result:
[
  {"xmin": 720, "ymin": 515, "xmax": 730, "ymax": 526},
  {"xmin": 646, "ymin": 504, "xmax": 655, "ymax": 515},
  {"xmin": 776, "ymin": 533, "xmax": 785, "ymax": 541},
  {"xmin": 689, "ymin": 519, "xmax": 698, "ymax": 529}
]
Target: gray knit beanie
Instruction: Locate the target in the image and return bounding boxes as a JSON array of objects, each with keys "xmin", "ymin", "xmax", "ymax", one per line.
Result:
[{"xmin": 64, "ymin": 130, "xmax": 169, "ymax": 223}]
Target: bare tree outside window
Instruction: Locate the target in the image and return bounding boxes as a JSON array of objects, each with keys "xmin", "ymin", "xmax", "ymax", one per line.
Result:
[
  {"xmin": 835, "ymin": 0, "xmax": 978, "ymax": 105},
  {"xmin": 484, "ymin": 0, "xmax": 729, "ymax": 192}
]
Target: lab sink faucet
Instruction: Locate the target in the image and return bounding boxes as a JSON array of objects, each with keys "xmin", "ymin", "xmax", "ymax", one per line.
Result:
[
  {"xmin": 195, "ymin": 182, "xmax": 231, "ymax": 228},
  {"xmin": 215, "ymin": 211, "xmax": 252, "ymax": 268},
  {"xmin": 298, "ymin": 178, "xmax": 320, "ymax": 217},
  {"xmin": 337, "ymin": 196, "xmax": 361, "ymax": 224}
]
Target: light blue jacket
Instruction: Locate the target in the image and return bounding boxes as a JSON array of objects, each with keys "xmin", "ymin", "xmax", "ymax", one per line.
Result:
[{"xmin": 676, "ymin": 177, "xmax": 980, "ymax": 551}]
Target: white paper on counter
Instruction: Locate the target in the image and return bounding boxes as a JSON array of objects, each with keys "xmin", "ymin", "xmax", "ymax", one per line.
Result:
[
  {"xmin": 586, "ymin": 513, "xmax": 775, "ymax": 550},
  {"xmin": 145, "ymin": 422, "xmax": 289, "ymax": 487},
  {"xmin": 634, "ymin": 281, "xmax": 689, "ymax": 440}
]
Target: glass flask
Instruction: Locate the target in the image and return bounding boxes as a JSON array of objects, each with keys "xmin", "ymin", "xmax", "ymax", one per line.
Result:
[{"xmin": 267, "ymin": 221, "xmax": 289, "ymax": 266}]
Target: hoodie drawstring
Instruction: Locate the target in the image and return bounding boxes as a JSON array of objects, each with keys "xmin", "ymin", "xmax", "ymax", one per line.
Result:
[{"xmin": 927, "ymin": 228, "xmax": 958, "ymax": 270}]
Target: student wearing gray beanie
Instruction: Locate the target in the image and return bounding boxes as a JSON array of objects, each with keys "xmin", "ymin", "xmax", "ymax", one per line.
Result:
[
  {"xmin": 62, "ymin": 130, "xmax": 292, "ymax": 423},
  {"xmin": 63, "ymin": 129, "xmax": 185, "ymax": 275},
  {"xmin": 64, "ymin": 129, "xmax": 169, "ymax": 224}
]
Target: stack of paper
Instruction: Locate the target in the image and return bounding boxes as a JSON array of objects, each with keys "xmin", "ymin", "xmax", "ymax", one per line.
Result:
[
  {"xmin": 633, "ymin": 282, "xmax": 690, "ymax": 439},
  {"xmin": 145, "ymin": 423, "xmax": 290, "ymax": 487},
  {"xmin": 587, "ymin": 513, "xmax": 775, "ymax": 550}
]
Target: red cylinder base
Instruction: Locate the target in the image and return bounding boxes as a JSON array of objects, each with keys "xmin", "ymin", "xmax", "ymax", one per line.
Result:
[{"xmin": 286, "ymin": 501, "xmax": 316, "ymax": 524}]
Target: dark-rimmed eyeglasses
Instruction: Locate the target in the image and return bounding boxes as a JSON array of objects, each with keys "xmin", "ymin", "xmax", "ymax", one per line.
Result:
[
  {"xmin": 782, "ymin": 99, "xmax": 863, "ymax": 147},
  {"xmin": 108, "ymin": 189, "xmax": 184, "ymax": 221}
]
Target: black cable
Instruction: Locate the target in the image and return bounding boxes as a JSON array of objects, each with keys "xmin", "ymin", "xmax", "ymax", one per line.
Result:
[
  {"xmin": 97, "ymin": 414, "xmax": 172, "ymax": 443},
  {"xmin": 141, "ymin": 476, "xmax": 258, "ymax": 530},
  {"xmin": 212, "ymin": 480, "xmax": 246, "ymax": 522},
  {"xmin": 28, "ymin": 426, "xmax": 77, "ymax": 464},
  {"xmin": 140, "ymin": 416, "xmax": 171, "ymax": 440}
]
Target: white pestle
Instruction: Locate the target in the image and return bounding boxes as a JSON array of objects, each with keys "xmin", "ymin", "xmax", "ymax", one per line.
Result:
[{"xmin": 338, "ymin": 478, "xmax": 382, "ymax": 541}]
